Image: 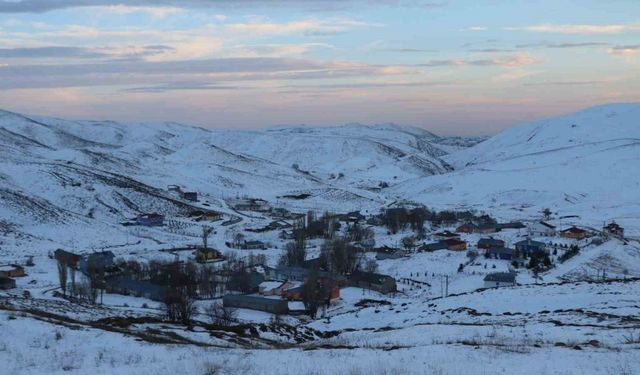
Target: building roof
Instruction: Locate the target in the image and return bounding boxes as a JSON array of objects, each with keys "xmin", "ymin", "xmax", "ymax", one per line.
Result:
[
  {"xmin": 561, "ymin": 226, "xmax": 586, "ymax": 234},
  {"xmin": 488, "ymin": 247, "xmax": 516, "ymax": 256},
  {"xmin": 514, "ymin": 239, "xmax": 546, "ymax": 248},
  {"xmin": 349, "ymin": 271, "xmax": 394, "ymax": 285},
  {"xmin": 483, "ymin": 272, "xmax": 516, "ymax": 283},
  {"xmin": 443, "ymin": 238, "xmax": 466, "ymax": 246},
  {"xmin": 478, "ymin": 238, "xmax": 505, "ymax": 246},
  {"xmin": 421, "ymin": 242, "xmax": 448, "ymax": 251},
  {"xmin": 538, "ymin": 221, "xmax": 556, "ymax": 229},
  {"xmin": 435, "ymin": 230, "xmax": 459, "ymax": 238},
  {"xmin": 496, "ymin": 222, "xmax": 526, "ymax": 229},
  {"xmin": 0, "ymin": 276, "xmax": 15, "ymax": 284},
  {"xmin": 223, "ymin": 294, "xmax": 286, "ymax": 306}
]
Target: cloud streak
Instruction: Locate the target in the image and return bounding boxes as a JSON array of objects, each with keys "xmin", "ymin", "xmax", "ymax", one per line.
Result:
[
  {"xmin": 0, "ymin": 0, "xmax": 446, "ymax": 13},
  {"xmin": 507, "ymin": 23, "xmax": 640, "ymax": 34}
]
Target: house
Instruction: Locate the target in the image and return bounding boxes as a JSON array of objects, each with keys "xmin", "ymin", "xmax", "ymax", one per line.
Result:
[
  {"xmin": 104, "ymin": 276, "xmax": 168, "ymax": 301},
  {"xmin": 227, "ymin": 271, "xmax": 265, "ymax": 293},
  {"xmin": 483, "ymin": 272, "xmax": 516, "ymax": 288},
  {"xmin": 240, "ymin": 240, "xmax": 267, "ymax": 250},
  {"xmin": 195, "ymin": 248, "xmax": 222, "ymax": 263},
  {"xmin": 54, "ymin": 249, "xmax": 81, "ymax": 269},
  {"xmin": 271, "ymin": 208, "xmax": 290, "ymax": 219},
  {"xmin": 259, "ymin": 281, "xmax": 290, "ymax": 296},
  {"xmin": 475, "ymin": 224, "xmax": 498, "ymax": 234},
  {"xmin": 357, "ymin": 238, "xmax": 376, "ymax": 251},
  {"xmin": 477, "ymin": 238, "xmax": 505, "ymax": 250},
  {"xmin": 420, "ymin": 242, "xmax": 449, "ymax": 252},
  {"xmin": 190, "ymin": 210, "xmax": 222, "ymax": 222},
  {"xmin": 167, "ymin": 185, "xmax": 181, "ymax": 192},
  {"xmin": 560, "ymin": 226, "xmax": 588, "ymax": 240},
  {"xmin": 456, "ymin": 223, "xmax": 497, "ymax": 234},
  {"xmin": 376, "ymin": 249, "xmax": 405, "ymax": 260},
  {"xmin": 348, "ymin": 271, "xmax": 397, "ymax": 294},
  {"xmin": 455, "ymin": 223, "xmax": 477, "ymax": 234},
  {"xmin": 222, "ymin": 294, "xmax": 288, "ymax": 314},
  {"xmin": 529, "ymin": 221, "xmax": 556, "ymax": 236},
  {"xmin": 271, "ymin": 266, "xmax": 346, "ymax": 285},
  {"xmin": 282, "ymin": 284, "xmax": 340, "ymax": 302},
  {"xmin": 487, "ymin": 247, "xmax": 516, "ymax": 260},
  {"xmin": 79, "ymin": 251, "xmax": 116, "ymax": 274},
  {"xmin": 182, "ymin": 192, "xmax": 198, "ymax": 202},
  {"xmin": 514, "ymin": 239, "xmax": 547, "ymax": 255},
  {"xmin": 434, "ymin": 230, "xmax": 460, "ymax": 240},
  {"xmin": 0, "ymin": 265, "xmax": 26, "ymax": 278},
  {"xmin": 496, "ymin": 222, "xmax": 526, "ymax": 230},
  {"xmin": 279, "ymin": 230, "xmax": 295, "ymax": 240},
  {"xmin": 0, "ymin": 276, "xmax": 16, "ymax": 290},
  {"xmin": 231, "ymin": 198, "xmax": 271, "ymax": 212},
  {"xmin": 137, "ymin": 213, "xmax": 164, "ymax": 226},
  {"xmin": 603, "ymin": 222, "xmax": 624, "ymax": 237},
  {"xmin": 442, "ymin": 238, "xmax": 467, "ymax": 251}
]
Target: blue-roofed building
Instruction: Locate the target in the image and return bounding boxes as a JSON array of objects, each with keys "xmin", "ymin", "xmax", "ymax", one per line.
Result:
[
  {"xmin": 222, "ymin": 294, "xmax": 288, "ymax": 314},
  {"xmin": 514, "ymin": 239, "xmax": 547, "ymax": 255}
]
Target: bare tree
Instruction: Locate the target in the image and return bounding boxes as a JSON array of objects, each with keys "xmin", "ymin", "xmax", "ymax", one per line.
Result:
[
  {"xmin": 57, "ymin": 259, "xmax": 68, "ymax": 296},
  {"xmin": 163, "ymin": 288, "xmax": 198, "ymax": 324},
  {"xmin": 279, "ymin": 241, "xmax": 306, "ymax": 267},
  {"xmin": 364, "ymin": 258, "xmax": 379, "ymax": 273},
  {"xmin": 202, "ymin": 225, "xmax": 214, "ymax": 249},
  {"xmin": 206, "ymin": 302, "xmax": 237, "ymax": 326},
  {"xmin": 301, "ymin": 269, "xmax": 327, "ymax": 319}
]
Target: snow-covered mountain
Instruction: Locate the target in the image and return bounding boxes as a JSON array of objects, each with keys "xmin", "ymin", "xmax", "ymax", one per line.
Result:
[
  {"xmin": 0, "ymin": 109, "xmax": 468, "ymax": 247},
  {"xmin": 392, "ymin": 103, "xmax": 640, "ymax": 234}
]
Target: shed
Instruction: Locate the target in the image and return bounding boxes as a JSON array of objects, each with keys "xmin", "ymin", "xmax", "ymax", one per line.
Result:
[
  {"xmin": 222, "ymin": 294, "xmax": 288, "ymax": 314},
  {"xmin": 483, "ymin": 272, "xmax": 516, "ymax": 288},
  {"xmin": 0, "ymin": 276, "xmax": 16, "ymax": 290}
]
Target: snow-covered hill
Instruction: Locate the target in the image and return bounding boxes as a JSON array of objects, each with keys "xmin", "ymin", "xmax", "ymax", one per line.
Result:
[
  {"xmin": 0, "ymin": 109, "xmax": 468, "ymax": 249},
  {"xmin": 392, "ymin": 103, "xmax": 640, "ymax": 235}
]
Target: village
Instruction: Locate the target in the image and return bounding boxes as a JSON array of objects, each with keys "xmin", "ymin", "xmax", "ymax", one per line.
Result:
[{"xmin": 0, "ymin": 183, "xmax": 631, "ymax": 327}]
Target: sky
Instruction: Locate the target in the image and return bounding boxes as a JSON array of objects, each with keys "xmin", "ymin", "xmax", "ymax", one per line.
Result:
[{"xmin": 0, "ymin": 0, "xmax": 638, "ymax": 135}]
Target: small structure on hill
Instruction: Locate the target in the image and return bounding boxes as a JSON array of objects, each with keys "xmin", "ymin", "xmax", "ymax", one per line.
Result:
[
  {"xmin": 483, "ymin": 272, "xmax": 516, "ymax": 288},
  {"xmin": 514, "ymin": 239, "xmax": 546, "ymax": 255},
  {"xmin": 348, "ymin": 271, "xmax": 397, "ymax": 294},
  {"xmin": 603, "ymin": 222, "xmax": 624, "ymax": 237},
  {"xmin": 182, "ymin": 192, "xmax": 198, "ymax": 202},
  {"xmin": 529, "ymin": 221, "xmax": 556, "ymax": 236},
  {"xmin": 442, "ymin": 238, "xmax": 467, "ymax": 251},
  {"xmin": 79, "ymin": 251, "xmax": 116, "ymax": 274},
  {"xmin": 195, "ymin": 248, "xmax": 222, "ymax": 263},
  {"xmin": 477, "ymin": 238, "xmax": 505, "ymax": 250},
  {"xmin": 560, "ymin": 226, "xmax": 588, "ymax": 240},
  {"xmin": 495, "ymin": 222, "xmax": 526, "ymax": 230},
  {"xmin": 434, "ymin": 230, "xmax": 460, "ymax": 240},
  {"xmin": 486, "ymin": 247, "xmax": 517, "ymax": 260},
  {"xmin": 0, "ymin": 276, "xmax": 16, "ymax": 290},
  {"xmin": 137, "ymin": 213, "xmax": 164, "ymax": 227},
  {"xmin": 0, "ymin": 265, "xmax": 26, "ymax": 278}
]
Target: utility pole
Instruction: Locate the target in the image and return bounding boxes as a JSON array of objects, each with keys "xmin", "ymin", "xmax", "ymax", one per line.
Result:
[{"xmin": 445, "ymin": 275, "xmax": 449, "ymax": 297}]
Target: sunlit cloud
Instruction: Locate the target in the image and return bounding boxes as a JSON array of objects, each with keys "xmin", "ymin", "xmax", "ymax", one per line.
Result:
[{"xmin": 506, "ymin": 23, "xmax": 640, "ymax": 34}]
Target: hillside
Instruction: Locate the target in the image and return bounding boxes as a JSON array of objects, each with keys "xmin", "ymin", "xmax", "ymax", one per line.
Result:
[{"xmin": 392, "ymin": 103, "xmax": 640, "ymax": 236}]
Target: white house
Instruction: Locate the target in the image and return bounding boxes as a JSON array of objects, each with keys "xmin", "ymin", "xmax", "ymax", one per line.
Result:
[
  {"xmin": 483, "ymin": 272, "xmax": 516, "ymax": 288},
  {"xmin": 529, "ymin": 221, "xmax": 556, "ymax": 237}
]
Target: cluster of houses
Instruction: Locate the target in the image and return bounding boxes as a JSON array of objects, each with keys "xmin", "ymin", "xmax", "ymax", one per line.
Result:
[{"xmin": 223, "ymin": 263, "xmax": 397, "ymax": 315}]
